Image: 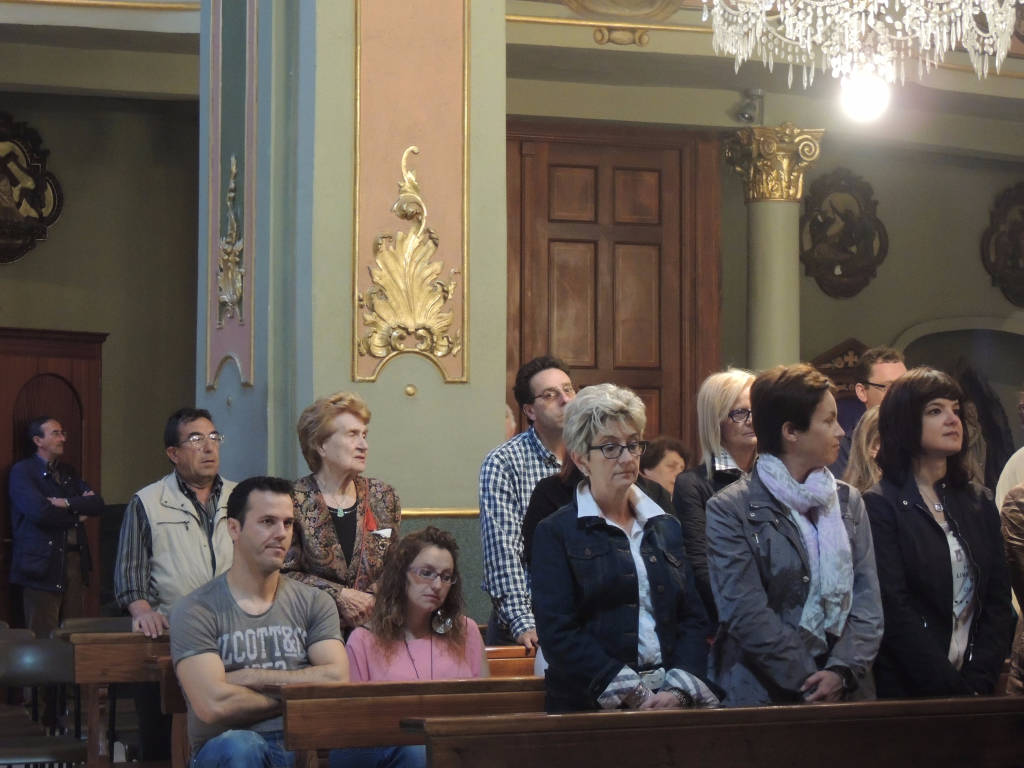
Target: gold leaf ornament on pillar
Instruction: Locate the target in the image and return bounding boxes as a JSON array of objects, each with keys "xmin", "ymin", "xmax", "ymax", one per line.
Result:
[
  {"xmin": 217, "ymin": 155, "xmax": 244, "ymax": 327},
  {"xmin": 724, "ymin": 123, "xmax": 823, "ymax": 203},
  {"xmin": 357, "ymin": 147, "xmax": 462, "ymax": 374}
]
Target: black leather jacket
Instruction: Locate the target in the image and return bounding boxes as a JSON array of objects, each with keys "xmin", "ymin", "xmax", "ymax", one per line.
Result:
[{"xmin": 864, "ymin": 474, "xmax": 1013, "ymax": 697}]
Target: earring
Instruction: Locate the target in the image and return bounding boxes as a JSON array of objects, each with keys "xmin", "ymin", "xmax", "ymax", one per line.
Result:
[{"xmin": 431, "ymin": 609, "xmax": 453, "ymax": 635}]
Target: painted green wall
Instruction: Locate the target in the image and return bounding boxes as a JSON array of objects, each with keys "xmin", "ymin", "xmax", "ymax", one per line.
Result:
[{"xmin": 0, "ymin": 92, "xmax": 199, "ymax": 502}]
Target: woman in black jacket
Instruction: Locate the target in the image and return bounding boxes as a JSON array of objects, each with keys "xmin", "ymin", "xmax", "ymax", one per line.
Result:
[
  {"xmin": 864, "ymin": 367, "xmax": 1013, "ymax": 697},
  {"xmin": 673, "ymin": 369, "xmax": 756, "ymax": 624}
]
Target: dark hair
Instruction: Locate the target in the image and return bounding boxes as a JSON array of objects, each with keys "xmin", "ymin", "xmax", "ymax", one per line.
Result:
[
  {"xmin": 876, "ymin": 367, "xmax": 970, "ymax": 487},
  {"xmin": 640, "ymin": 436, "xmax": 690, "ymax": 473},
  {"xmin": 227, "ymin": 476, "xmax": 294, "ymax": 525},
  {"xmin": 369, "ymin": 526, "xmax": 466, "ymax": 658},
  {"xmin": 857, "ymin": 346, "xmax": 905, "ymax": 383},
  {"xmin": 513, "ymin": 356, "xmax": 571, "ymax": 411},
  {"xmin": 164, "ymin": 407, "xmax": 214, "ymax": 448},
  {"xmin": 751, "ymin": 364, "xmax": 833, "ymax": 456},
  {"xmin": 27, "ymin": 416, "xmax": 57, "ymax": 442}
]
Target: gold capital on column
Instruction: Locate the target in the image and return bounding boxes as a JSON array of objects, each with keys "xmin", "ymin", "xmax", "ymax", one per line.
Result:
[{"xmin": 724, "ymin": 123, "xmax": 824, "ymax": 203}]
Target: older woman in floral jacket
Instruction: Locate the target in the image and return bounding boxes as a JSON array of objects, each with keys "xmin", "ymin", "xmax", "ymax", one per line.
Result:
[{"xmin": 283, "ymin": 392, "xmax": 401, "ymax": 630}]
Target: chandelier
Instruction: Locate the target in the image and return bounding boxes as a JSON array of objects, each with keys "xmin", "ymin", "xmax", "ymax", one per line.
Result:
[{"xmin": 701, "ymin": 0, "xmax": 1022, "ymax": 87}]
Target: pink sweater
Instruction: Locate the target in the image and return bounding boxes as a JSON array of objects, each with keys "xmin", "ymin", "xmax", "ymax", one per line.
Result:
[{"xmin": 346, "ymin": 615, "xmax": 485, "ymax": 681}]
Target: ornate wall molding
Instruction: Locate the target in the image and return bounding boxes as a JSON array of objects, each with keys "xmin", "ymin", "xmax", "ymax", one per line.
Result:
[
  {"xmin": 217, "ymin": 155, "xmax": 245, "ymax": 326},
  {"xmin": 205, "ymin": 0, "xmax": 257, "ymax": 389},
  {"xmin": 354, "ymin": 0, "xmax": 468, "ymax": 383},
  {"xmin": 0, "ymin": 113, "xmax": 63, "ymax": 264},
  {"xmin": 799, "ymin": 167, "xmax": 889, "ymax": 298},
  {"xmin": 724, "ymin": 122, "xmax": 824, "ymax": 203},
  {"xmin": 563, "ymin": 0, "xmax": 682, "ymax": 46},
  {"xmin": 357, "ymin": 147, "xmax": 463, "ymax": 380},
  {"xmin": 981, "ymin": 181, "xmax": 1024, "ymax": 307}
]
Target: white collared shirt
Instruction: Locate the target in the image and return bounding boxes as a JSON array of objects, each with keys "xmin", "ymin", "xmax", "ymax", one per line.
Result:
[{"xmin": 576, "ymin": 483, "xmax": 666, "ymax": 667}]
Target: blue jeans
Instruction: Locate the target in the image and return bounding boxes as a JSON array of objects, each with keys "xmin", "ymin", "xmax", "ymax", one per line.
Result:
[
  {"xmin": 329, "ymin": 745, "xmax": 425, "ymax": 768},
  {"xmin": 192, "ymin": 730, "xmax": 293, "ymax": 768}
]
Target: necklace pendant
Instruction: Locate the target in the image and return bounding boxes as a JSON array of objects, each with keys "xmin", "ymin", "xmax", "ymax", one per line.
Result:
[
  {"xmin": 432, "ymin": 610, "xmax": 453, "ymax": 635},
  {"xmin": 933, "ymin": 503, "xmax": 944, "ymax": 512}
]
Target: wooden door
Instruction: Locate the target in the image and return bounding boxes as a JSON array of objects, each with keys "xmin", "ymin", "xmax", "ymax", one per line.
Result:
[
  {"xmin": 0, "ymin": 327, "xmax": 106, "ymax": 624},
  {"xmin": 507, "ymin": 119, "xmax": 721, "ymax": 450}
]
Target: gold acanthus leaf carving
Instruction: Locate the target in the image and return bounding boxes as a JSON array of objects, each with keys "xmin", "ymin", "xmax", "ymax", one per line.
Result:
[
  {"xmin": 357, "ymin": 146, "xmax": 462, "ymax": 361},
  {"xmin": 724, "ymin": 123, "xmax": 824, "ymax": 203},
  {"xmin": 217, "ymin": 154, "xmax": 244, "ymax": 327}
]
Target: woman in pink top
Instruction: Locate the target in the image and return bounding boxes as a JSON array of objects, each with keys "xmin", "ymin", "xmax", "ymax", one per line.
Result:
[{"xmin": 331, "ymin": 527, "xmax": 486, "ymax": 768}]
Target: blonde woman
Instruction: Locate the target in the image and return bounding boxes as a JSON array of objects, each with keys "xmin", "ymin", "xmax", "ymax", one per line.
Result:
[
  {"xmin": 673, "ymin": 369, "xmax": 756, "ymax": 624},
  {"xmin": 843, "ymin": 406, "xmax": 881, "ymax": 493}
]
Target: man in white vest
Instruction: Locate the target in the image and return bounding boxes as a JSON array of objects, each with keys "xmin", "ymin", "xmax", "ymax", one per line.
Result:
[{"xmin": 113, "ymin": 407, "xmax": 237, "ymax": 759}]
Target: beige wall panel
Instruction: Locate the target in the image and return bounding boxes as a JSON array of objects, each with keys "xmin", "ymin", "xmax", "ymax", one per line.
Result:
[{"xmin": 354, "ymin": 0, "xmax": 467, "ymax": 382}]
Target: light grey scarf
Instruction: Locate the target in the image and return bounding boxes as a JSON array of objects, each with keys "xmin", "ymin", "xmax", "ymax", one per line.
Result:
[{"xmin": 756, "ymin": 454, "xmax": 854, "ymax": 655}]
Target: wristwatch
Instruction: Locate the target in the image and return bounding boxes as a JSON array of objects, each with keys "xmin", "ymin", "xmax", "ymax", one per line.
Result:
[{"xmin": 826, "ymin": 665, "xmax": 857, "ymax": 693}]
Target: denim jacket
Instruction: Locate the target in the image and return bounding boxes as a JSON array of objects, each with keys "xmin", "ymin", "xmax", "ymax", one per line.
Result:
[
  {"xmin": 531, "ymin": 485, "xmax": 713, "ymax": 712},
  {"xmin": 706, "ymin": 470, "xmax": 883, "ymax": 706}
]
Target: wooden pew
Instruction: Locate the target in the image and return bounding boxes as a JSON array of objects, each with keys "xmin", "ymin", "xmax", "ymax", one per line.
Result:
[
  {"xmin": 148, "ymin": 656, "xmax": 189, "ymax": 768},
  {"xmin": 66, "ymin": 631, "xmax": 168, "ymax": 768},
  {"xmin": 485, "ymin": 645, "xmax": 536, "ymax": 678},
  {"xmin": 282, "ymin": 677, "xmax": 546, "ymax": 768},
  {"xmin": 404, "ymin": 696, "xmax": 1024, "ymax": 768},
  {"xmin": 153, "ymin": 646, "xmax": 538, "ymax": 766}
]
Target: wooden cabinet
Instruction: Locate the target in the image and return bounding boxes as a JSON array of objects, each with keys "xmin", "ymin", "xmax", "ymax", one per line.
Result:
[{"xmin": 1, "ymin": 327, "xmax": 106, "ymax": 624}]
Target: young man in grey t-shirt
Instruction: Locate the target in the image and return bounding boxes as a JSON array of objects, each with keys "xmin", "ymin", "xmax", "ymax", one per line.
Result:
[{"xmin": 171, "ymin": 476, "xmax": 348, "ymax": 766}]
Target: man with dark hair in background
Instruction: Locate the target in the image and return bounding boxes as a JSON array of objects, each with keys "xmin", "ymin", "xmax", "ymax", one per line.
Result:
[
  {"xmin": 113, "ymin": 407, "xmax": 237, "ymax": 759},
  {"xmin": 172, "ymin": 476, "xmax": 347, "ymax": 765},
  {"xmin": 479, "ymin": 356, "xmax": 576, "ymax": 648},
  {"xmin": 9, "ymin": 416, "xmax": 105, "ymax": 639},
  {"xmin": 830, "ymin": 346, "xmax": 907, "ymax": 477}
]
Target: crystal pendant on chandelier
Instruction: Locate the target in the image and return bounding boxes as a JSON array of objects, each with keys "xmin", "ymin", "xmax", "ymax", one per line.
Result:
[{"xmin": 701, "ymin": 0, "xmax": 1021, "ymax": 86}]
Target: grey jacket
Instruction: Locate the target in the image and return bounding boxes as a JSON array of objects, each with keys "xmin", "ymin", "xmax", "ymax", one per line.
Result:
[{"xmin": 705, "ymin": 470, "xmax": 883, "ymax": 706}]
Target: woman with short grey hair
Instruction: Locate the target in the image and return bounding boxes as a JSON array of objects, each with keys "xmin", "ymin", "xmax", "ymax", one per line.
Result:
[{"xmin": 531, "ymin": 383, "xmax": 718, "ymax": 712}]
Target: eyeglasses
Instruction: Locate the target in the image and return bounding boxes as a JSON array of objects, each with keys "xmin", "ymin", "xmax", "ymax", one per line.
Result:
[
  {"xmin": 587, "ymin": 440, "xmax": 648, "ymax": 459},
  {"xmin": 179, "ymin": 432, "xmax": 225, "ymax": 449},
  {"xmin": 407, "ymin": 567, "xmax": 457, "ymax": 585},
  {"xmin": 530, "ymin": 384, "xmax": 576, "ymax": 403},
  {"xmin": 862, "ymin": 381, "xmax": 892, "ymax": 393},
  {"xmin": 727, "ymin": 408, "xmax": 752, "ymax": 424}
]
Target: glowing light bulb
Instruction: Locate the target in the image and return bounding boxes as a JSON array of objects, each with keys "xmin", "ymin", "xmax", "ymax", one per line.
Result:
[{"xmin": 839, "ymin": 71, "xmax": 891, "ymax": 122}]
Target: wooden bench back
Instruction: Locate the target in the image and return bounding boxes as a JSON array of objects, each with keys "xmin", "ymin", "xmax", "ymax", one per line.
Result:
[
  {"xmin": 282, "ymin": 677, "xmax": 546, "ymax": 751},
  {"xmin": 405, "ymin": 696, "xmax": 1024, "ymax": 768},
  {"xmin": 485, "ymin": 645, "xmax": 536, "ymax": 678}
]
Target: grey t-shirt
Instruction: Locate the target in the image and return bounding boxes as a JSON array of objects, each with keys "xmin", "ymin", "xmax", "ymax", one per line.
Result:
[{"xmin": 170, "ymin": 573, "xmax": 342, "ymax": 754}]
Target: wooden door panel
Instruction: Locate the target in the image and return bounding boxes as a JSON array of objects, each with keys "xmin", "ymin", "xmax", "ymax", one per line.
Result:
[
  {"xmin": 548, "ymin": 241, "xmax": 598, "ymax": 368},
  {"xmin": 549, "ymin": 165, "xmax": 597, "ymax": 222},
  {"xmin": 635, "ymin": 388, "xmax": 661, "ymax": 438},
  {"xmin": 613, "ymin": 168, "xmax": 661, "ymax": 225},
  {"xmin": 612, "ymin": 244, "xmax": 661, "ymax": 369}
]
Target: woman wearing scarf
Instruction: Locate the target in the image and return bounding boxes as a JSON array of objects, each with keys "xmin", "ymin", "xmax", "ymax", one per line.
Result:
[{"xmin": 706, "ymin": 364, "xmax": 883, "ymax": 706}]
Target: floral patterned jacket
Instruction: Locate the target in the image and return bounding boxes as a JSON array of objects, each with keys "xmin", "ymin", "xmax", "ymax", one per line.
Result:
[{"xmin": 282, "ymin": 473, "xmax": 401, "ymax": 627}]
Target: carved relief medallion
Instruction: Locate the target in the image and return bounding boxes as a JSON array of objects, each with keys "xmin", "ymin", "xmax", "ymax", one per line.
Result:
[
  {"xmin": 0, "ymin": 113, "xmax": 63, "ymax": 264},
  {"xmin": 799, "ymin": 168, "xmax": 888, "ymax": 298},
  {"xmin": 980, "ymin": 181, "xmax": 1024, "ymax": 307}
]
